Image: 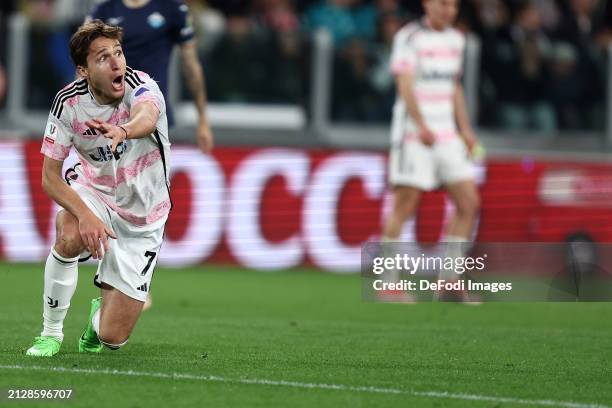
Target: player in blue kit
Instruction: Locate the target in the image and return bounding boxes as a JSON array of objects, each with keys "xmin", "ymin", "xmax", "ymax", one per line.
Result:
[
  {"xmin": 88, "ymin": 0, "xmax": 213, "ymax": 310},
  {"xmin": 88, "ymin": 0, "xmax": 213, "ymax": 153}
]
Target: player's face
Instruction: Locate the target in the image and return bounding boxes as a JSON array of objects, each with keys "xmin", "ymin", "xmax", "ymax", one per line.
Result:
[
  {"xmin": 424, "ymin": 0, "xmax": 459, "ymax": 30},
  {"xmin": 80, "ymin": 37, "xmax": 126, "ymax": 104}
]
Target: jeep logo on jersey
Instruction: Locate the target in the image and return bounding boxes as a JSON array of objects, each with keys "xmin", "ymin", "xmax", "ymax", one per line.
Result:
[
  {"xmin": 421, "ymin": 70, "xmax": 459, "ymax": 81},
  {"xmin": 147, "ymin": 12, "xmax": 165, "ymax": 29},
  {"xmin": 89, "ymin": 141, "xmax": 129, "ymax": 162}
]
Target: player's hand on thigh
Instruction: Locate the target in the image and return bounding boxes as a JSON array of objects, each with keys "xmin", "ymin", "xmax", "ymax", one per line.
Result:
[
  {"xmin": 78, "ymin": 212, "xmax": 117, "ymax": 260},
  {"xmin": 419, "ymin": 126, "xmax": 436, "ymax": 146},
  {"xmin": 461, "ymin": 130, "xmax": 478, "ymax": 156}
]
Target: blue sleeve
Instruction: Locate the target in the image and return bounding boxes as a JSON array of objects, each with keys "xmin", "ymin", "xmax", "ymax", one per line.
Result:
[{"xmin": 169, "ymin": 1, "xmax": 194, "ymax": 44}]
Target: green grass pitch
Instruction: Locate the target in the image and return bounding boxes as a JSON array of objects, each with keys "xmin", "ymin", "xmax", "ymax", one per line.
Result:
[{"xmin": 1, "ymin": 262, "xmax": 611, "ymax": 407}]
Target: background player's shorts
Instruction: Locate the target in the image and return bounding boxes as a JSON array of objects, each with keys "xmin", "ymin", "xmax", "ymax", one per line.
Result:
[
  {"xmin": 69, "ymin": 183, "xmax": 165, "ymax": 302},
  {"xmin": 389, "ymin": 137, "xmax": 474, "ymax": 191}
]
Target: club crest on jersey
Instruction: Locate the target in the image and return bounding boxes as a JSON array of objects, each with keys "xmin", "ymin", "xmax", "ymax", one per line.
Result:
[
  {"xmin": 147, "ymin": 12, "xmax": 165, "ymax": 29},
  {"xmin": 107, "ymin": 16, "xmax": 124, "ymax": 26},
  {"xmin": 89, "ymin": 141, "xmax": 129, "ymax": 162}
]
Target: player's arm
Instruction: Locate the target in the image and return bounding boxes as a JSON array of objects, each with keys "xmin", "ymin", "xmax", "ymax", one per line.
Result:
[
  {"xmin": 179, "ymin": 40, "xmax": 214, "ymax": 153},
  {"xmin": 42, "ymin": 157, "xmax": 116, "ymax": 259},
  {"xmin": 396, "ymin": 72, "xmax": 435, "ymax": 145},
  {"xmin": 453, "ymin": 80, "xmax": 477, "ymax": 153},
  {"xmin": 86, "ymin": 101, "xmax": 160, "ymax": 152}
]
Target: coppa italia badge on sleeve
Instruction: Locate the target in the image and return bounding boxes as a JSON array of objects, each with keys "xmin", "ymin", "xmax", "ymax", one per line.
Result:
[{"xmin": 44, "ymin": 123, "xmax": 57, "ymax": 144}]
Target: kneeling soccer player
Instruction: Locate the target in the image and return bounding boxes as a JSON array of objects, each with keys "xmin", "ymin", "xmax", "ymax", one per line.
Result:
[{"xmin": 26, "ymin": 20, "xmax": 171, "ymax": 356}]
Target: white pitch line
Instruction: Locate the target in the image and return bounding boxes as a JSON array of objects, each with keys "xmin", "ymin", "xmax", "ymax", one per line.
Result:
[{"xmin": 0, "ymin": 364, "xmax": 608, "ymax": 408}]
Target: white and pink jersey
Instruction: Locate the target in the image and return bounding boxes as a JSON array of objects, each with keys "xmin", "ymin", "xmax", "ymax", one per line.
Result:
[
  {"xmin": 390, "ymin": 19, "xmax": 465, "ymax": 144},
  {"xmin": 41, "ymin": 67, "xmax": 171, "ymax": 227}
]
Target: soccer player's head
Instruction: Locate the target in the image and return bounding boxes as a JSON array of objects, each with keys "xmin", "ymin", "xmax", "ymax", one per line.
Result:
[
  {"xmin": 69, "ymin": 20, "xmax": 126, "ymax": 104},
  {"xmin": 423, "ymin": 0, "xmax": 459, "ymax": 30}
]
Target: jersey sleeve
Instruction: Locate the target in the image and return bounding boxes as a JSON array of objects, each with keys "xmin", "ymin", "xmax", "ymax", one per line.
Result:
[
  {"xmin": 40, "ymin": 111, "xmax": 73, "ymax": 161},
  {"xmin": 125, "ymin": 71, "xmax": 166, "ymax": 116},
  {"xmin": 169, "ymin": 1, "xmax": 195, "ymax": 44},
  {"xmin": 390, "ymin": 29, "xmax": 418, "ymax": 75}
]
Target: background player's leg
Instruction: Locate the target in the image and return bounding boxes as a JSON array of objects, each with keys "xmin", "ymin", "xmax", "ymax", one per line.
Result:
[
  {"xmin": 382, "ymin": 186, "xmax": 422, "ymax": 240},
  {"xmin": 27, "ymin": 210, "xmax": 86, "ymax": 356},
  {"xmin": 444, "ymin": 180, "xmax": 480, "ymax": 241},
  {"xmin": 95, "ymin": 284, "xmax": 144, "ymax": 349},
  {"xmin": 438, "ymin": 181, "xmax": 482, "ymax": 303},
  {"xmin": 380, "ymin": 186, "xmax": 422, "ymax": 302}
]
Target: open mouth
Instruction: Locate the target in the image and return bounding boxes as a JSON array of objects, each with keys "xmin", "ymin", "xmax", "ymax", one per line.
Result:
[{"xmin": 111, "ymin": 74, "xmax": 124, "ymax": 91}]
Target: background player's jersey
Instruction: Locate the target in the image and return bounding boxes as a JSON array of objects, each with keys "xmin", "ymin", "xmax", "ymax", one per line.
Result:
[
  {"xmin": 89, "ymin": 0, "xmax": 194, "ymax": 126},
  {"xmin": 41, "ymin": 68, "xmax": 171, "ymax": 227},
  {"xmin": 390, "ymin": 19, "xmax": 465, "ymax": 144}
]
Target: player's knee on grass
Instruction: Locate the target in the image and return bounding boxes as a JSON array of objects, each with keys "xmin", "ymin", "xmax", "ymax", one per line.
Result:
[
  {"xmin": 54, "ymin": 210, "xmax": 86, "ymax": 258},
  {"xmin": 98, "ymin": 330, "xmax": 130, "ymax": 350},
  {"xmin": 98, "ymin": 314, "xmax": 133, "ymax": 348},
  {"xmin": 99, "ymin": 336, "xmax": 129, "ymax": 350},
  {"xmin": 97, "ymin": 294, "xmax": 139, "ymax": 349},
  {"xmin": 98, "ymin": 286, "xmax": 144, "ymax": 349}
]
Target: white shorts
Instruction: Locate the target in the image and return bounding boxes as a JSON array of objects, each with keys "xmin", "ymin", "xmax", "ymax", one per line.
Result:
[
  {"xmin": 389, "ymin": 137, "xmax": 475, "ymax": 191},
  {"xmin": 70, "ymin": 183, "xmax": 165, "ymax": 302}
]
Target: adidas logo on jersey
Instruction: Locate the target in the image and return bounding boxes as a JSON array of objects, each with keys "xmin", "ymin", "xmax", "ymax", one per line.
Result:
[
  {"xmin": 83, "ymin": 128, "xmax": 97, "ymax": 137},
  {"xmin": 136, "ymin": 283, "xmax": 148, "ymax": 292}
]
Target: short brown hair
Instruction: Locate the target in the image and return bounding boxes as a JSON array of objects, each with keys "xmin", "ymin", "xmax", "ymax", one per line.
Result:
[{"xmin": 69, "ymin": 20, "xmax": 123, "ymax": 67}]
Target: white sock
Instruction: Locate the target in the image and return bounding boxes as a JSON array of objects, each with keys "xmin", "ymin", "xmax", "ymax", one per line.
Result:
[
  {"xmin": 381, "ymin": 235, "xmax": 400, "ymax": 284},
  {"xmin": 41, "ymin": 247, "xmax": 79, "ymax": 341},
  {"xmin": 381, "ymin": 235, "xmax": 395, "ymax": 243},
  {"xmin": 440, "ymin": 235, "xmax": 469, "ymax": 280},
  {"xmin": 443, "ymin": 234, "xmax": 468, "ymax": 243},
  {"xmin": 91, "ymin": 308, "xmax": 100, "ymax": 335},
  {"xmin": 444, "ymin": 235, "xmax": 469, "ymax": 256}
]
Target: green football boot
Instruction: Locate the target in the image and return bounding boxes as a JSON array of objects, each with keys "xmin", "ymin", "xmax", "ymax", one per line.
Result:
[
  {"xmin": 78, "ymin": 297, "xmax": 103, "ymax": 353},
  {"xmin": 25, "ymin": 336, "xmax": 62, "ymax": 357}
]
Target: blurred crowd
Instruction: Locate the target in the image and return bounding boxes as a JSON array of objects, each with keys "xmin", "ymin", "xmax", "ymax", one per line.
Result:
[
  {"xmin": 1, "ymin": 0, "xmax": 611, "ymax": 131},
  {"xmin": 474, "ymin": 0, "xmax": 612, "ymax": 131}
]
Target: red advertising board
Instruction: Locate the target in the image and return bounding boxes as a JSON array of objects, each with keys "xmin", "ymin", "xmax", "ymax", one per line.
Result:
[{"xmin": 1, "ymin": 141, "xmax": 611, "ymax": 272}]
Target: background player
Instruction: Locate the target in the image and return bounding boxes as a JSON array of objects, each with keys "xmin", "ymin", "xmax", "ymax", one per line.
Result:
[
  {"xmin": 88, "ymin": 0, "xmax": 214, "ymax": 309},
  {"xmin": 26, "ymin": 20, "xmax": 171, "ymax": 356},
  {"xmin": 381, "ymin": 0, "xmax": 480, "ymax": 300},
  {"xmin": 87, "ymin": 0, "xmax": 213, "ymax": 153}
]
